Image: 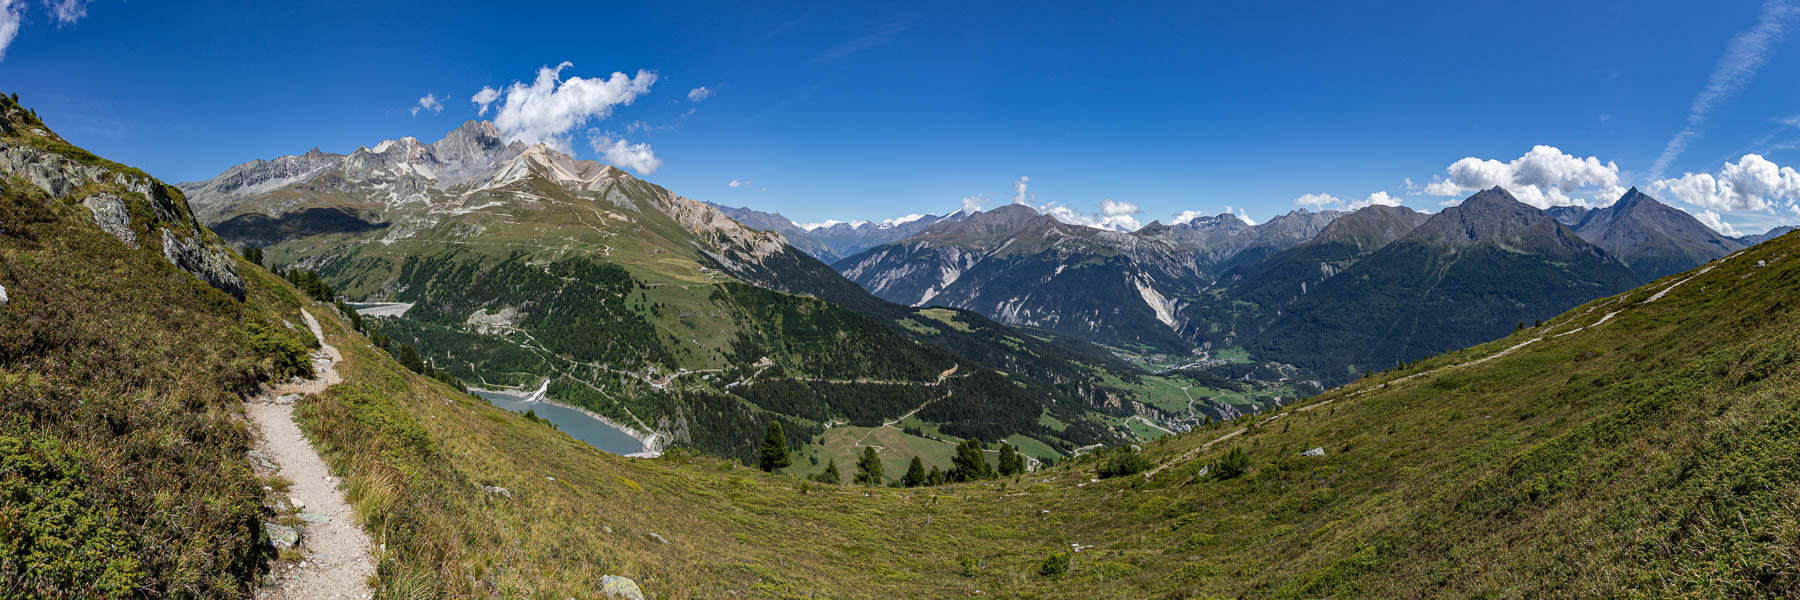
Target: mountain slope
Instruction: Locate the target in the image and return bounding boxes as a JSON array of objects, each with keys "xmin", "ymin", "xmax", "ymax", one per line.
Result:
[
  {"xmin": 180, "ymin": 122, "xmax": 1150, "ymax": 462},
  {"xmin": 294, "ymin": 187, "xmax": 1800, "ymax": 598},
  {"xmin": 0, "ymin": 95, "xmax": 323, "ymax": 596},
  {"xmin": 1571, "ymin": 187, "xmax": 1744, "ymax": 280},
  {"xmin": 19, "ymin": 92, "xmax": 1800, "ymax": 598},
  {"xmin": 836, "ymin": 204, "xmax": 1205, "ymax": 350},
  {"xmin": 706, "ymin": 202, "xmax": 844, "ymax": 262},
  {"xmin": 1240, "ymin": 187, "xmax": 1640, "ymax": 382}
]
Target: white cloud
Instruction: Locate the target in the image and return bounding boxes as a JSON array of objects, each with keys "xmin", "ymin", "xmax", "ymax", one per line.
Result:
[
  {"xmin": 728, "ymin": 179, "xmax": 750, "ymax": 188},
  {"xmin": 1170, "ymin": 209, "xmax": 1209, "ymax": 225},
  {"xmin": 1038, "ymin": 198, "xmax": 1142, "ymax": 231},
  {"xmin": 1293, "ymin": 193, "xmax": 1344, "ymax": 209},
  {"xmin": 1691, "ymin": 209, "xmax": 1743, "ymax": 236},
  {"xmin": 961, "ymin": 195, "xmax": 987, "ymax": 214},
  {"xmin": 46, "ymin": 0, "xmax": 83, "ymax": 24},
  {"xmin": 1780, "ymin": 113, "xmax": 1800, "ymax": 128},
  {"xmin": 471, "ymin": 86, "xmax": 501, "ymax": 116},
  {"xmin": 1650, "ymin": 0, "xmax": 1800, "ymax": 179},
  {"xmin": 881, "ymin": 214, "xmax": 925, "ymax": 227},
  {"xmin": 1225, "ymin": 205, "xmax": 1256, "ymax": 226},
  {"xmin": 795, "ymin": 219, "xmax": 869, "ymax": 231},
  {"xmin": 1348, "ymin": 191, "xmax": 1403, "ymax": 210},
  {"xmin": 588, "ymin": 133, "xmax": 662, "ymax": 174},
  {"xmin": 410, "ymin": 93, "xmax": 445, "ymax": 117},
  {"xmin": 687, "ymin": 86, "xmax": 713, "ymax": 102},
  {"xmin": 1012, "ymin": 176, "xmax": 1035, "ymax": 205},
  {"xmin": 481, "ymin": 62, "xmax": 657, "ymax": 151},
  {"xmin": 1652, "ymin": 153, "xmax": 1800, "ymax": 212},
  {"xmin": 1422, "ymin": 145, "xmax": 1625, "ymax": 209},
  {"xmin": 0, "ymin": 1, "xmax": 20, "ymax": 62}
]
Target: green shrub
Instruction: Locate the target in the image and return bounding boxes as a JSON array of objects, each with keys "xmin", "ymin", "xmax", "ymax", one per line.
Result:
[
  {"xmin": 1039, "ymin": 550, "xmax": 1071, "ymax": 577},
  {"xmin": 1097, "ymin": 448, "xmax": 1151, "ymax": 478},
  {"xmin": 1214, "ymin": 447, "xmax": 1250, "ymax": 480}
]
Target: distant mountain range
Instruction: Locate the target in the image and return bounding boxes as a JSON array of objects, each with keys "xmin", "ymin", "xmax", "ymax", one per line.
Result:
[
  {"xmin": 707, "ymin": 202, "xmax": 962, "ymax": 263},
  {"xmin": 180, "ymin": 121, "xmax": 1177, "ymax": 462},
  {"xmin": 806, "ymin": 187, "xmax": 1741, "ymax": 385}
]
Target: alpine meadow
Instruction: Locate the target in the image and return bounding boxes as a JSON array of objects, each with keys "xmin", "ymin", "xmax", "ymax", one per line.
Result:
[{"xmin": 5, "ymin": 1, "xmax": 1800, "ymax": 598}]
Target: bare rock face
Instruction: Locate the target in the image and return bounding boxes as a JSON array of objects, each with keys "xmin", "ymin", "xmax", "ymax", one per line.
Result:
[
  {"xmin": 82, "ymin": 193, "xmax": 137, "ymax": 247},
  {"xmin": 161, "ymin": 228, "xmax": 246, "ymax": 301}
]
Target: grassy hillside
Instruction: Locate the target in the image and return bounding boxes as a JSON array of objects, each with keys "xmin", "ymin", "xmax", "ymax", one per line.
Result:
[
  {"xmin": 0, "ymin": 96, "xmax": 323, "ymax": 596},
  {"xmin": 259, "ymin": 221, "xmax": 1800, "ymax": 598},
  {"xmin": 11, "ymin": 91, "xmax": 1800, "ymax": 597}
]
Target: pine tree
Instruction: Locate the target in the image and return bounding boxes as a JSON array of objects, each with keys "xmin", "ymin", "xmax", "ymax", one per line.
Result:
[
  {"xmin": 815, "ymin": 459, "xmax": 841, "ymax": 484},
  {"xmin": 949, "ymin": 438, "xmax": 992, "ymax": 482},
  {"xmin": 997, "ymin": 441, "xmax": 1024, "ymax": 476},
  {"xmin": 927, "ymin": 465, "xmax": 946, "ymax": 486},
  {"xmin": 854, "ymin": 446, "xmax": 884, "ymax": 485},
  {"xmin": 757, "ymin": 421, "xmax": 791, "ymax": 472},
  {"xmin": 903, "ymin": 456, "xmax": 927, "ymax": 487}
]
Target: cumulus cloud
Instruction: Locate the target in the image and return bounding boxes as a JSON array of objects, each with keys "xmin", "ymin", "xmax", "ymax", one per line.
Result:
[
  {"xmin": 479, "ymin": 62, "xmax": 657, "ymax": 151},
  {"xmin": 0, "ymin": 1, "xmax": 21, "ymax": 62},
  {"xmin": 1170, "ymin": 209, "xmax": 1209, "ymax": 225},
  {"xmin": 588, "ymin": 133, "xmax": 662, "ymax": 174},
  {"xmin": 1652, "ymin": 153, "xmax": 1800, "ymax": 212},
  {"xmin": 1690, "ymin": 209, "xmax": 1743, "ymax": 236},
  {"xmin": 1293, "ymin": 193, "xmax": 1344, "ymax": 209},
  {"xmin": 1651, "ymin": 0, "xmax": 1800, "ymax": 179},
  {"xmin": 961, "ymin": 195, "xmax": 987, "ymax": 214},
  {"xmin": 1422, "ymin": 145, "xmax": 1626, "ymax": 209},
  {"xmin": 1349, "ymin": 191, "xmax": 1403, "ymax": 210},
  {"xmin": 728, "ymin": 179, "xmax": 750, "ymax": 188},
  {"xmin": 471, "ymin": 87, "xmax": 501, "ymax": 116},
  {"xmin": 1225, "ymin": 205, "xmax": 1256, "ymax": 226},
  {"xmin": 46, "ymin": 0, "xmax": 82, "ymax": 24},
  {"xmin": 410, "ymin": 93, "xmax": 445, "ymax": 117},
  {"xmin": 1038, "ymin": 198, "xmax": 1142, "ymax": 231},
  {"xmin": 687, "ymin": 86, "xmax": 713, "ymax": 102},
  {"xmin": 881, "ymin": 213, "xmax": 926, "ymax": 227},
  {"xmin": 1011, "ymin": 176, "xmax": 1034, "ymax": 205}
]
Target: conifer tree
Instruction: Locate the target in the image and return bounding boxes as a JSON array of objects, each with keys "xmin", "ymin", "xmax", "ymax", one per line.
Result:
[
  {"xmin": 903, "ymin": 456, "xmax": 927, "ymax": 487},
  {"xmin": 854, "ymin": 446, "xmax": 884, "ymax": 485},
  {"xmin": 927, "ymin": 465, "xmax": 945, "ymax": 486},
  {"xmin": 758, "ymin": 421, "xmax": 791, "ymax": 472},
  {"xmin": 816, "ymin": 458, "xmax": 841, "ymax": 484},
  {"xmin": 950, "ymin": 438, "xmax": 993, "ymax": 482},
  {"xmin": 997, "ymin": 441, "xmax": 1024, "ymax": 476}
]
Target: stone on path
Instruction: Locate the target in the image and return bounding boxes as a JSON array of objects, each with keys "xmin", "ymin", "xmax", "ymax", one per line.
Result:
[{"xmin": 264, "ymin": 522, "xmax": 300, "ymax": 549}]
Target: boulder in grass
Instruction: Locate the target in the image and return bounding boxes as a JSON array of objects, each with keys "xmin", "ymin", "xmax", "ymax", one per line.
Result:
[
  {"xmin": 599, "ymin": 575, "xmax": 644, "ymax": 600},
  {"xmin": 1299, "ymin": 447, "xmax": 1325, "ymax": 457}
]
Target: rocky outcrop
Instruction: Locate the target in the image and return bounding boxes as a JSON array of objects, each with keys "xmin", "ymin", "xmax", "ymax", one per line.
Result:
[
  {"xmin": 161, "ymin": 228, "xmax": 246, "ymax": 301},
  {"xmin": 82, "ymin": 193, "xmax": 136, "ymax": 247}
]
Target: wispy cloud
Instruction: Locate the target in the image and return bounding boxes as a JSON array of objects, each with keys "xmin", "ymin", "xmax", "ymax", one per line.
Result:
[
  {"xmin": 410, "ymin": 93, "xmax": 445, "ymax": 117},
  {"xmin": 1650, "ymin": 0, "xmax": 1800, "ymax": 179},
  {"xmin": 46, "ymin": 0, "xmax": 84, "ymax": 25},
  {"xmin": 814, "ymin": 17, "xmax": 914, "ymax": 63},
  {"xmin": 0, "ymin": 1, "xmax": 21, "ymax": 62},
  {"xmin": 728, "ymin": 179, "xmax": 750, "ymax": 188},
  {"xmin": 687, "ymin": 86, "xmax": 713, "ymax": 102}
]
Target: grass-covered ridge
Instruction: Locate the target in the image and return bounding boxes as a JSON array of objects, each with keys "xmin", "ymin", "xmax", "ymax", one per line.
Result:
[
  {"xmin": 0, "ymin": 104, "xmax": 322, "ymax": 594},
  {"xmin": 285, "ymin": 221, "xmax": 1800, "ymax": 597}
]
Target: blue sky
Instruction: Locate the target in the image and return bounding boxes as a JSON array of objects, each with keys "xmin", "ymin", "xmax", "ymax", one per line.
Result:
[{"xmin": 4, "ymin": 0, "xmax": 1799, "ymax": 234}]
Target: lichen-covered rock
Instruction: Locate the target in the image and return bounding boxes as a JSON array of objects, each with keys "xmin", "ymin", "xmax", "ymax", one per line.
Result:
[
  {"xmin": 82, "ymin": 193, "xmax": 137, "ymax": 247},
  {"xmin": 160, "ymin": 228, "xmax": 245, "ymax": 300},
  {"xmin": 264, "ymin": 522, "xmax": 300, "ymax": 549},
  {"xmin": 598, "ymin": 575, "xmax": 645, "ymax": 600},
  {"xmin": 0, "ymin": 284, "xmax": 8, "ymax": 305},
  {"xmin": 1299, "ymin": 447, "xmax": 1325, "ymax": 457}
]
